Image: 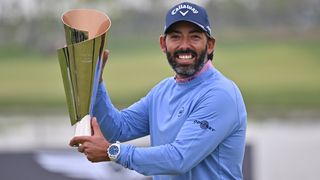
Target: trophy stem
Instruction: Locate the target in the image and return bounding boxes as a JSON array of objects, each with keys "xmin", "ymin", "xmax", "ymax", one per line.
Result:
[{"xmin": 74, "ymin": 115, "xmax": 92, "ymax": 136}]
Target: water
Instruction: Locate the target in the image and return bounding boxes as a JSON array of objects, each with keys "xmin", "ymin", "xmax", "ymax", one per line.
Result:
[{"xmin": 1, "ymin": 115, "xmax": 320, "ymax": 180}]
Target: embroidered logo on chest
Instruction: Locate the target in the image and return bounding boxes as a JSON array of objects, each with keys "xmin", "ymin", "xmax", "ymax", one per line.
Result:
[{"xmin": 177, "ymin": 107, "xmax": 184, "ymax": 117}]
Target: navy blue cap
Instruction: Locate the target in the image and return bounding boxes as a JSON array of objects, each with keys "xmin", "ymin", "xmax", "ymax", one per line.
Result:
[{"xmin": 164, "ymin": 2, "xmax": 212, "ymax": 37}]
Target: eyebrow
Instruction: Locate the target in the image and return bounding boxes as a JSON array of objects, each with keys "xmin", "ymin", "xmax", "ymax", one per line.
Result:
[{"xmin": 190, "ymin": 29, "xmax": 203, "ymax": 34}]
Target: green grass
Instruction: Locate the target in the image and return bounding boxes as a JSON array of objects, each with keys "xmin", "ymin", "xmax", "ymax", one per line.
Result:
[
  {"xmin": 0, "ymin": 38, "xmax": 319, "ymax": 116},
  {"xmin": 214, "ymin": 40, "xmax": 320, "ymax": 109}
]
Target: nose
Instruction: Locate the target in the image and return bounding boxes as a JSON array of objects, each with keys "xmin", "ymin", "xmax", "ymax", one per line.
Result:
[{"xmin": 178, "ymin": 37, "xmax": 191, "ymax": 50}]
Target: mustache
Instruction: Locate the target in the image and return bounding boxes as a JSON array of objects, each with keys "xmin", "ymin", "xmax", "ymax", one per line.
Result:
[{"xmin": 173, "ymin": 49, "xmax": 197, "ymax": 58}]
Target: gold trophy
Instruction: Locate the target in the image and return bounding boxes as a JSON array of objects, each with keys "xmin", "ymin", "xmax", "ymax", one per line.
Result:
[{"xmin": 57, "ymin": 9, "xmax": 111, "ymax": 136}]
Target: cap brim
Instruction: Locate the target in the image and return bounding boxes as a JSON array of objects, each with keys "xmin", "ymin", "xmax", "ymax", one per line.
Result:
[{"xmin": 164, "ymin": 19, "xmax": 212, "ymax": 38}]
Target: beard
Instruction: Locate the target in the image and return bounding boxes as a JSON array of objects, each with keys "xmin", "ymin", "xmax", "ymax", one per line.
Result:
[{"xmin": 166, "ymin": 46, "xmax": 208, "ymax": 78}]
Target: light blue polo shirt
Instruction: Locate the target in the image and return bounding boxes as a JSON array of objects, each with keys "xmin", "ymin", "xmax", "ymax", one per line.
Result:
[{"xmin": 93, "ymin": 62, "xmax": 247, "ymax": 180}]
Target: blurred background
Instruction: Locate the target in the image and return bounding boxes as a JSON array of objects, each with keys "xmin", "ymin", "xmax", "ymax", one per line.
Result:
[{"xmin": 0, "ymin": 0, "xmax": 319, "ymax": 179}]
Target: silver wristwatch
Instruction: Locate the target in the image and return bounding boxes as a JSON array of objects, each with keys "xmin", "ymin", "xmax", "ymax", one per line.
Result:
[{"xmin": 107, "ymin": 141, "xmax": 120, "ymax": 161}]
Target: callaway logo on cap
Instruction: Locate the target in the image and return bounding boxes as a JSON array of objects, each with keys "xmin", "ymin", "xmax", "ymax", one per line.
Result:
[{"xmin": 164, "ymin": 2, "xmax": 213, "ymax": 37}]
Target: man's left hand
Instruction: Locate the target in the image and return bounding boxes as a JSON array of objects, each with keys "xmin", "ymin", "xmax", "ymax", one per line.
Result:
[{"xmin": 69, "ymin": 117, "xmax": 111, "ymax": 162}]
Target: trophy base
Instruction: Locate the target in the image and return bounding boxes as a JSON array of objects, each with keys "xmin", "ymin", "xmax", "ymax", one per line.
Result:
[{"xmin": 74, "ymin": 115, "xmax": 92, "ymax": 136}]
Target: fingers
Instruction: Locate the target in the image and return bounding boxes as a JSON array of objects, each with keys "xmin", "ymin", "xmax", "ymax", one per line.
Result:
[
  {"xmin": 84, "ymin": 148, "xmax": 110, "ymax": 163},
  {"xmin": 69, "ymin": 136, "xmax": 90, "ymax": 147},
  {"xmin": 77, "ymin": 144, "xmax": 89, "ymax": 160},
  {"xmin": 76, "ymin": 142, "xmax": 108, "ymax": 163},
  {"xmin": 102, "ymin": 49, "xmax": 109, "ymax": 65},
  {"xmin": 91, "ymin": 117, "xmax": 104, "ymax": 137},
  {"xmin": 78, "ymin": 144, "xmax": 85, "ymax": 153},
  {"xmin": 100, "ymin": 49, "xmax": 109, "ymax": 83}
]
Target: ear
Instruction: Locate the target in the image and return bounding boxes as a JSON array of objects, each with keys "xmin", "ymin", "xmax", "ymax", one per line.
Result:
[
  {"xmin": 159, "ymin": 35, "xmax": 167, "ymax": 53},
  {"xmin": 207, "ymin": 37, "xmax": 216, "ymax": 55}
]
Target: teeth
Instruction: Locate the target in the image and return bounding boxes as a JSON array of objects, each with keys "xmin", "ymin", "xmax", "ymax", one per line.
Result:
[{"xmin": 178, "ymin": 54, "xmax": 192, "ymax": 59}]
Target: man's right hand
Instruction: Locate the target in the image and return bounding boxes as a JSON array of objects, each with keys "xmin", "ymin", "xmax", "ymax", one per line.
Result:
[{"xmin": 99, "ymin": 49, "xmax": 109, "ymax": 83}]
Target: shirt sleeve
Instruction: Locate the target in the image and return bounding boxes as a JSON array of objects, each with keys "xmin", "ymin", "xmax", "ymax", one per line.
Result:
[
  {"xmin": 93, "ymin": 82, "xmax": 150, "ymax": 143},
  {"xmin": 116, "ymin": 89, "xmax": 242, "ymax": 175}
]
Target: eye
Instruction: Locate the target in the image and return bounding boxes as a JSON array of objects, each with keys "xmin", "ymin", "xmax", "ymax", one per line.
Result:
[
  {"xmin": 169, "ymin": 34, "xmax": 180, "ymax": 40},
  {"xmin": 191, "ymin": 34, "xmax": 201, "ymax": 40}
]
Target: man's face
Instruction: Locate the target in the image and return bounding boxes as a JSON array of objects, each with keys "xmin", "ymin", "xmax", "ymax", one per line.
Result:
[{"xmin": 163, "ymin": 21, "xmax": 211, "ymax": 78}]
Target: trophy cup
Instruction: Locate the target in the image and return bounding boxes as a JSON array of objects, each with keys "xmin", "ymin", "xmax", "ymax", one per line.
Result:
[{"xmin": 57, "ymin": 9, "xmax": 111, "ymax": 136}]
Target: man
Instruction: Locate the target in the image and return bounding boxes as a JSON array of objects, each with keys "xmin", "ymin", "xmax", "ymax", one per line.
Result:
[{"xmin": 70, "ymin": 2, "xmax": 247, "ymax": 180}]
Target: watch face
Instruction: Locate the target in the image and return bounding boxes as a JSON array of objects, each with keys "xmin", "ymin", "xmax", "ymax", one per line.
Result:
[{"xmin": 109, "ymin": 145, "xmax": 119, "ymax": 155}]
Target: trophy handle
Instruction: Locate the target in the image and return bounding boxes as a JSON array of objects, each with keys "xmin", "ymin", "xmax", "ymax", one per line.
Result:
[{"xmin": 74, "ymin": 115, "xmax": 92, "ymax": 136}]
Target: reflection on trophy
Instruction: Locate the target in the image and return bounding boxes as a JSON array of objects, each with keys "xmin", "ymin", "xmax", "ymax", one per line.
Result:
[{"xmin": 57, "ymin": 9, "xmax": 111, "ymax": 136}]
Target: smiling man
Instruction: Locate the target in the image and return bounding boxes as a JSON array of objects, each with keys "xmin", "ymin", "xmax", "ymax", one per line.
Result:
[
  {"xmin": 70, "ymin": 2, "xmax": 247, "ymax": 180},
  {"xmin": 161, "ymin": 21, "xmax": 214, "ymax": 80}
]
